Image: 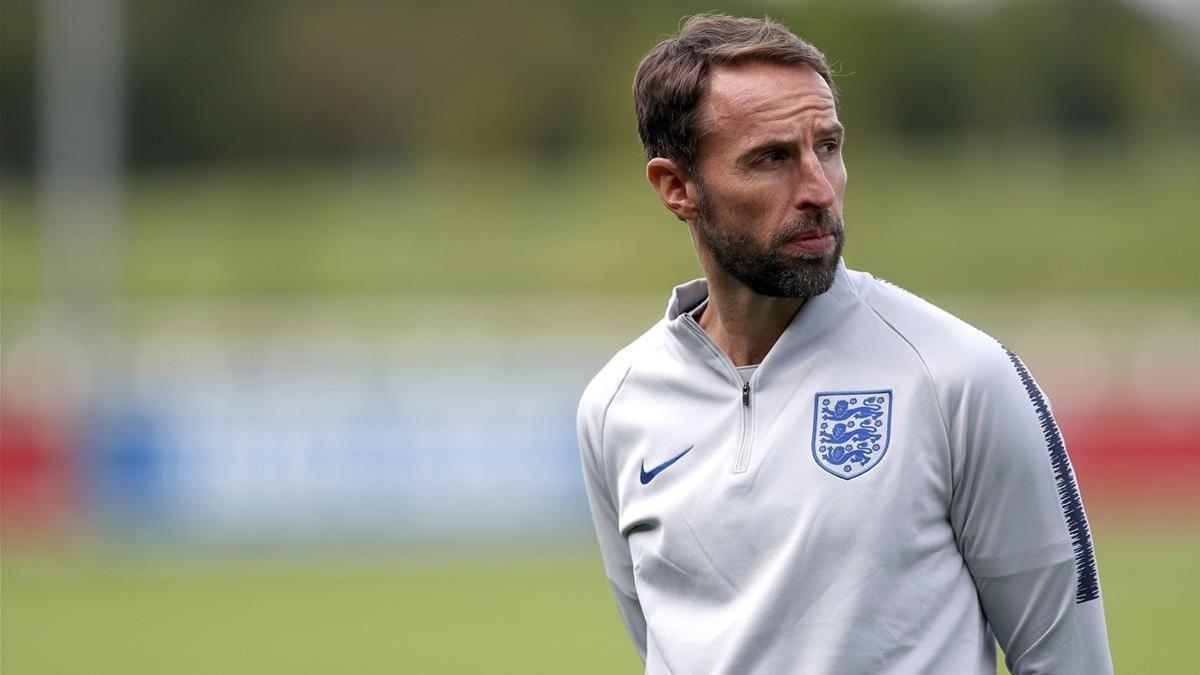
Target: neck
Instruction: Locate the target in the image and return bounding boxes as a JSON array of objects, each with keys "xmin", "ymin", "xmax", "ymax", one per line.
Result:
[{"xmin": 696, "ymin": 272, "xmax": 806, "ymax": 367}]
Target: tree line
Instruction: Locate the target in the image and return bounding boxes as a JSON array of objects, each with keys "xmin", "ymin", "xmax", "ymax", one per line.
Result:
[{"xmin": 2, "ymin": 0, "xmax": 1196, "ymax": 171}]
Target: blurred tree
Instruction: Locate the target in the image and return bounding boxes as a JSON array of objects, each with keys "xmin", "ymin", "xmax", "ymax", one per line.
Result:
[
  {"xmin": 0, "ymin": 0, "xmax": 36, "ymax": 171},
  {"xmin": 1, "ymin": 0, "xmax": 1196, "ymax": 173}
]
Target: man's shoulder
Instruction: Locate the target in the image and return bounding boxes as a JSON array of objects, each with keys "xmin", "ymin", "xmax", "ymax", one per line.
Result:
[
  {"xmin": 577, "ymin": 318, "xmax": 669, "ymax": 420},
  {"xmin": 846, "ymin": 268, "xmax": 1013, "ymax": 387}
]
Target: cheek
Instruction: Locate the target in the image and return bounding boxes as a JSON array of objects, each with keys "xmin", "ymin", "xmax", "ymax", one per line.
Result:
[
  {"xmin": 735, "ymin": 193, "xmax": 773, "ymax": 223},
  {"xmin": 730, "ymin": 177, "xmax": 787, "ymax": 220},
  {"xmin": 829, "ymin": 159, "xmax": 848, "ymax": 194},
  {"xmin": 709, "ymin": 182, "xmax": 772, "ymax": 225}
]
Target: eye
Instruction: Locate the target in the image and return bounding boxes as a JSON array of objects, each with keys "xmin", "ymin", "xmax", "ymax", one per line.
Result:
[
  {"xmin": 760, "ymin": 148, "xmax": 789, "ymax": 164},
  {"xmin": 818, "ymin": 140, "xmax": 841, "ymax": 155}
]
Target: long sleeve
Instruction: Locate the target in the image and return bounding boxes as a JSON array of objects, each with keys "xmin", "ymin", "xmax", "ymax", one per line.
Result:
[
  {"xmin": 948, "ymin": 346, "xmax": 1113, "ymax": 674},
  {"xmin": 578, "ymin": 366, "xmax": 647, "ymax": 661}
]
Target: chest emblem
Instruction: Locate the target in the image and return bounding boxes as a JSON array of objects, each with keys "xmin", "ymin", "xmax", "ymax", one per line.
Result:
[{"xmin": 812, "ymin": 390, "xmax": 893, "ymax": 480}]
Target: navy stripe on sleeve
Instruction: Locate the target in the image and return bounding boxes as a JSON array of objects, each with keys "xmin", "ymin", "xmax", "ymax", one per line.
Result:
[{"xmin": 1005, "ymin": 349, "xmax": 1101, "ymax": 603}]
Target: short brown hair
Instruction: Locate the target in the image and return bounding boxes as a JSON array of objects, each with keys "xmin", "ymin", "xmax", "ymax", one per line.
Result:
[{"xmin": 633, "ymin": 14, "xmax": 836, "ymax": 174}]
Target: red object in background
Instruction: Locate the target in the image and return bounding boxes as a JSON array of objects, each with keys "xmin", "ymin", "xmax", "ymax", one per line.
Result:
[
  {"xmin": 0, "ymin": 392, "xmax": 1193, "ymax": 540},
  {"xmin": 1061, "ymin": 403, "xmax": 1200, "ymax": 514},
  {"xmin": 0, "ymin": 405, "xmax": 77, "ymax": 537}
]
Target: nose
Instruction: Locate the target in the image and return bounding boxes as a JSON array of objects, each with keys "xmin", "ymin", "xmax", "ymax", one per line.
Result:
[{"xmin": 794, "ymin": 151, "xmax": 836, "ymax": 211}]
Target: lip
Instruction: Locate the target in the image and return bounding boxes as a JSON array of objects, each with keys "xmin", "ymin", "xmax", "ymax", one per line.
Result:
[{"xmin": 785, "ymin": 231, "xmax": 835, "ymax": 254}]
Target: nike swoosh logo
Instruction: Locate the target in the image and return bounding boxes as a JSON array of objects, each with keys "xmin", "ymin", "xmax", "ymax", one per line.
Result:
[{"xmin": 640, "ymin": 446, "xmax": 694, "ymax": 485}]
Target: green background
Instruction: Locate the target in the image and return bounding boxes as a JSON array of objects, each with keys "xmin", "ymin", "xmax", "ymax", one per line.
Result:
[{"xmin": 4, "ymin": 525, "xmax": 1197, "ymax": 674}]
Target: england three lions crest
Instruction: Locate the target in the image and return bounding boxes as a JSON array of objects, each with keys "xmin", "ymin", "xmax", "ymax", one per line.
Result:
[{"xmin": 812, "ymin": 390, "xmax": 893, "ymax": 480}]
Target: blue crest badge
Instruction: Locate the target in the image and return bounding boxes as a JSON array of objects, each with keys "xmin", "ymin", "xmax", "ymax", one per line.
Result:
[{"xmin": 812, "ymin": 390, "xmax": 893, "ymax": 480}]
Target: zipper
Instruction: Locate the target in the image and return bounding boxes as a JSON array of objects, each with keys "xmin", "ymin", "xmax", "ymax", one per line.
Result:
[
  {"xmin": 733, "ymin": 382, "xmax": 753, "ymax": 473},
  {"xmin": 682, "ymin": 314, "xmax": 756, "ymax": 474}
]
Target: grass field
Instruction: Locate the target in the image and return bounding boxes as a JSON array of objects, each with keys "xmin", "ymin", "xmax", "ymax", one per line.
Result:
[{"xmin": 3, "ymin": 522, "xmax": 1197, "ymax": 674}]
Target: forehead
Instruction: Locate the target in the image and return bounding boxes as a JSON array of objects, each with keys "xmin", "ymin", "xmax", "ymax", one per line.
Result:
[{"xmin": 700, "ymin": 61, "xmax": 838, "ymax": 148}]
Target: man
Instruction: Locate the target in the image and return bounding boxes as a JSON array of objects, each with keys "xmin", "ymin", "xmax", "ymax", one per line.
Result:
[{"xmin": 577, "ymin": 14, "xmax": 1113, "ymax": 675}]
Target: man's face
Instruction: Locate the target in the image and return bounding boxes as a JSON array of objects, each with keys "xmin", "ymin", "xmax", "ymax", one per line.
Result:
[{"xmin": 690, "ymin": 61, "xmax": 846, "ymax": 298}]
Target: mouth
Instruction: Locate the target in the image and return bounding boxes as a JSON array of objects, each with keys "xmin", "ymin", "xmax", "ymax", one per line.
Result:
[{"xmin": 784, "ymin": 230, "xmax": 836, "ymax": 255}]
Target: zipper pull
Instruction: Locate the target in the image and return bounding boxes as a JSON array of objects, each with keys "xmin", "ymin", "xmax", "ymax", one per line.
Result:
[{"xmin": 742, "ymin": 382, "xmax": 750, "ymax": 407}]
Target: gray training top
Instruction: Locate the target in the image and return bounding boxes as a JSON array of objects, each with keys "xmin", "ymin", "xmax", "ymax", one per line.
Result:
[{"xmin": 577, "ymin": 260, "xmax": 1112, "ymax": 674}]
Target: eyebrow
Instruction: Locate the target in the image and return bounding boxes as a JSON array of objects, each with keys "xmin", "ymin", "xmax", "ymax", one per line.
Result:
[{"xmin": 816, "ymin": 122, "xmax": 846, "ymax": 138}]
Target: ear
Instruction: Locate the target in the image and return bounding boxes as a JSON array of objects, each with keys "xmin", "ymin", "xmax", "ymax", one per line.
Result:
[{"xmin": 647, "ymin": 158, "xmax": 699, "ymax": 222}]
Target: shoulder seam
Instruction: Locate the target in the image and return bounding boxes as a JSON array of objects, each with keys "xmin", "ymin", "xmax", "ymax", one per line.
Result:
[
  {"xmin": 597, "ymin": 358, "xmax": 635, "ymax": 499},
  {"xmin": 847, "ymin": 277, "xmax": 954, "ymax": 480}
]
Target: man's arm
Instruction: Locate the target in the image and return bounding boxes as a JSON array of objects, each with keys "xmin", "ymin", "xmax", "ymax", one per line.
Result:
[
  {"xmin": 948, "ymin": 346, "xmax": 1112, "ymax": 674},
  {"xmin": 577, "ymin": 367, "xmax": 648, "ymax": 661}
]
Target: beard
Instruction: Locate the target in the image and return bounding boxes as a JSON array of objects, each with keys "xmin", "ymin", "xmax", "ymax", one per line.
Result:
[{"xmin": 693, "ymin": 184, "xmax": 845, "ymax": 299}]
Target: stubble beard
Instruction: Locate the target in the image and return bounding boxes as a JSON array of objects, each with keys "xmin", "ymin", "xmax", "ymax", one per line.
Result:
[{"xmin": 693, "ymin": 184, "xmax": 845, "ymax": 299}]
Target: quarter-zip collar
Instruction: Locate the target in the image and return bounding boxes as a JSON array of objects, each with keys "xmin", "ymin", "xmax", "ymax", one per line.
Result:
[{"xmin": 664, "ymin": 258, "xmax": 858, "ymax": 387}]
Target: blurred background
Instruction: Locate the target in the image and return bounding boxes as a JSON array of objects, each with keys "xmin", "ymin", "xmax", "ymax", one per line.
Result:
[{"xmin": 1, "ymin": 0, "xmax": 1197, "ymax": 673}]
